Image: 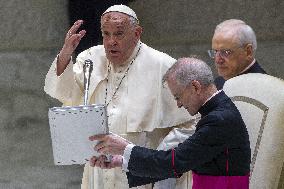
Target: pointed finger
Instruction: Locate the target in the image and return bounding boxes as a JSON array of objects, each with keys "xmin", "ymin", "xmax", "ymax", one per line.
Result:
[{"xmin": 89, "ymin": 134, "xmax": 107, "ymax": 141}]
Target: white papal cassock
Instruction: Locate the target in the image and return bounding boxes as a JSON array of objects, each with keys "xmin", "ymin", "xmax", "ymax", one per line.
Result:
[{"xmin": 44, "ymin": 41, "xmax": 196, "ymax": 189}]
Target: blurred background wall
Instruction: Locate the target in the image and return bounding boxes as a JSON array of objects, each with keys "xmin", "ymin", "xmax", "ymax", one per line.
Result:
[
  {"xmin": 0, "ymin": 1, "xmax": 83, "ymax": 189},
  {"xmin": 0, "ymin": 0, "xmax": 283, "ymax": 188},
  {"xmin": 130, "ymin": 0, "xmax": 284, "ymax": 79}
]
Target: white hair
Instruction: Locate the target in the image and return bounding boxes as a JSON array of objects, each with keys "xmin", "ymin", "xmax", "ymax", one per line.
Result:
[
  {"xmin": 129, "ymin": 16, "xmax": 139, "ymax": 27},
  {"xmin": 215, "ymin": 19, "xmax": 257, "ymax": 52}
]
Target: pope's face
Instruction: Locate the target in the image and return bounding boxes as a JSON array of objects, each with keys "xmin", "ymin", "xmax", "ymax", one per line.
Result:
[{"xmin": 101, "ymin": 12, "xmax": 142, "ymax": 65}]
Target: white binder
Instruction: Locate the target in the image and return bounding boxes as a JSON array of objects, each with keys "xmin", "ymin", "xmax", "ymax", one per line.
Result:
[{"xmin": 48, "ymin": 104, "xmax": 108, "ymax": 165}]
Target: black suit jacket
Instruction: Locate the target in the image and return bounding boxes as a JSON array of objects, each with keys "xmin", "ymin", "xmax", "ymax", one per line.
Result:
[
  {"xmin": 126, "ymin": 91, "xmax": 251, "ymax": 187},
  {"xmin": 215, "ymin": 61, "xmax": 267, "ymax": 90}
]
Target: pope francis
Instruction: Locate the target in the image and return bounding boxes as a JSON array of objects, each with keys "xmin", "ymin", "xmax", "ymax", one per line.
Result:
[{"xmin": 44, "ymin": 4, "xmax": 196, "ymax": 189}]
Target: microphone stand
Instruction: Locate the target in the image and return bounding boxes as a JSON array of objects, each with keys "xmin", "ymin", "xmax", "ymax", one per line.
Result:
[
  {"xmin": 83, "ymin": 59, "xmax": 95, "ymax": 189},
  {"xmin": 83, "ymin": 59, "xmax": 93, "ymax": 106},
  {"xmin": 83, "ymin": 59, "xmax": 111, "ymax": 188}
]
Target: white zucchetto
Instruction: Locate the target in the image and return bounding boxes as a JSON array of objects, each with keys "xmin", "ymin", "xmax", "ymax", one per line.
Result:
[{"xmin": 102, "ymin": 4, "xmax": 139, "ymax": 22}]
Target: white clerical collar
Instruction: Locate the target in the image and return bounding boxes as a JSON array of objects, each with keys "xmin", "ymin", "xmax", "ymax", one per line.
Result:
[
  {"xmin": 240, "ymin": 59, "xmax": 256, "ymax": 74},
  {"xmin": 202, "ymin": 90, "xmax": 222, "ymax": 106},
  {"xmin": 124, "ymin": 40, "xmax": 141, "ymax": 64}
]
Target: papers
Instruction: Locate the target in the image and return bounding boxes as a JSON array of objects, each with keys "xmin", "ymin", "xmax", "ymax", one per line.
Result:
[{"xmin": 48, "ymin": 104, "xmax": 108, "ymax": 165}]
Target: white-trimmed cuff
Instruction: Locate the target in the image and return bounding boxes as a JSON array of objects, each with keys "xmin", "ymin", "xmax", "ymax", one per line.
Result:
[
  {"xmin": 54, "ymin": 55, "xmax": 73, "ymax": 78},
  {"xmin": 122, "ymin": 143, "xmax": 135, "ymax": 172}
]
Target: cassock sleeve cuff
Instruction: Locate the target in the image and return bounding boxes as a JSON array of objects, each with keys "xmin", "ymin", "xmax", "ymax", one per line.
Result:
[
  {"xmin": 54, "ymin": 54, "xmax": 73, "ymax": 78},
  {"xmin": 122, "ymin": 143, "xmax": 135, "ymax": 172}
]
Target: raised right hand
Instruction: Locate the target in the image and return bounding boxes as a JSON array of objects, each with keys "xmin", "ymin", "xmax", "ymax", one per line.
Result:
[
  {"xmin": 57, "ymin": 20, "xmax": 86, "ymax": 75},
  {"xmin": 62, "ymin": 20, "xmax": 86, "ymax": 56}
]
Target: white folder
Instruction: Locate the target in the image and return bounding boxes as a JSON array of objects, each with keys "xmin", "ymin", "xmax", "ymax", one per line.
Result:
[{"xmin": 48, "ymin": 104, "xmax": 108, "ymax": 165}]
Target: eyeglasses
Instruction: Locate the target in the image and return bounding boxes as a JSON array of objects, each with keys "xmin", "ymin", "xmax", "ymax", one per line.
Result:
[{"xmin": 207, "ymin": 46, "xmax": 244, "ymax": 59}]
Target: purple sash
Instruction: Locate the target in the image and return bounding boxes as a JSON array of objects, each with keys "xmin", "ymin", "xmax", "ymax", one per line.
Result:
[{"xmin": 192, "ymin": 172, "xmax": 249, "ymax": 189}]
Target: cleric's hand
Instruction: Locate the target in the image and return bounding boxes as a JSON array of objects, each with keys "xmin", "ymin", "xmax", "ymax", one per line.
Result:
[
  {"xmin": 90, "ymin": 155, "xmax": 122, "ymax": 169},
  {"xmin": 89, "ymin": 133, "xmax": 130, "ymax": 155}
]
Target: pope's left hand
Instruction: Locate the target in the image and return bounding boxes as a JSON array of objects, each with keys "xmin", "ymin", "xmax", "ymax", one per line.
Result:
[{"xmin": 89, "ymin": 133, "xmax": 130, "ymax": 155}]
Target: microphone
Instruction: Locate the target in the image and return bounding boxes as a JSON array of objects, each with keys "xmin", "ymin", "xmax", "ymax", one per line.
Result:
[
  {"xmin": 83, "ymin": 59, "xmax": 112, "ymax": 163},
  {"xmin": 83, "ymin": 59, "xmax": 93, "ymax": 105}
]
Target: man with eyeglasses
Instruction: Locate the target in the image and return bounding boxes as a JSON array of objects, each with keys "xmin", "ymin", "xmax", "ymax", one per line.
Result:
[
  {"xmin": 208, "ymin": 19, "xmax": 266, "ymax": 90},
  {"xmin": 152, "ymin": 19, "xmax": 267, "ymax": 189}
]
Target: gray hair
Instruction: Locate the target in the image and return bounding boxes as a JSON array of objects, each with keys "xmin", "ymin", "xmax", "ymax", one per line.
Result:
[
  {"xmin": 215, "ymin": 19, "xmax": 257, "ymax": 52},
  {"xmin": 128, "ymin": 16, "xmax": 139, "ymax": 28},
  {"xmin": 163, "ymin": 57, "xmax": 214, "ymax": 88}
]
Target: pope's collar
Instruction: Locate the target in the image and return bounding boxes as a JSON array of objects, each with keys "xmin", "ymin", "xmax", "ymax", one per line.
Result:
[{"xmin": 124, "ymin": 40, "xmax": 142, "ymax": 65}]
